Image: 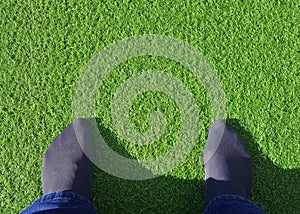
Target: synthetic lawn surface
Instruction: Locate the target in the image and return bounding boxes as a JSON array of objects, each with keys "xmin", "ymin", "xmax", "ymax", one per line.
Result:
[{"xmin": 0, "ymin": 0, "xmax": 299, "ymax": 213}]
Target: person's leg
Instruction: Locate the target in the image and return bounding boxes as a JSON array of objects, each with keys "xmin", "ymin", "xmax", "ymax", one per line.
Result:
[
  {"xmin": 203, "ymin": 120, "xmax": 266, "ymax": 214},
  {"xmin": 21, "ymin": 119, "xmax": 96, "ymax": 214}
]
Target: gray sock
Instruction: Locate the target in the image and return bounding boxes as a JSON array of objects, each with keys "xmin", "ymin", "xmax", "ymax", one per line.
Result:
[
  {"xmin": 42, "ymin": 119, "xmax": 93, "ymax": 201},
  {"xmin": 203, "ymin": 120, "xmax": 252, "ymax": 205}
]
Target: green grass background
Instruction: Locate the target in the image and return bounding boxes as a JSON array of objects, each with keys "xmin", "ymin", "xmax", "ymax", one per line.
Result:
[{"xmin": 1, "ymin": 0, "xmax": 299, "ymax": 213}]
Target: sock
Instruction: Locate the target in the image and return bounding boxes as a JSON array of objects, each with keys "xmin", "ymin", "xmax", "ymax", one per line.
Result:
[
  {"xmin": 42, "ymin": 119, "xmax": 93, "ymax": 201},
  {"xmin": 203, "ymin": 120, "xmax": 252, "ymax": 205}
]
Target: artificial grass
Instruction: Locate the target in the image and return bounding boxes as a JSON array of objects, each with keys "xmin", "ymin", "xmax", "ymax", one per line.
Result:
[{"xmin": 0, "ymin": 0, "xmax": 299, "ymax": 213}]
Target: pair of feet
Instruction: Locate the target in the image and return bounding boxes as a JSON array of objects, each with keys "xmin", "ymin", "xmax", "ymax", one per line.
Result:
[{"xmin": 42, "ymin": 119, "xmax": 252, "ymax": 205}]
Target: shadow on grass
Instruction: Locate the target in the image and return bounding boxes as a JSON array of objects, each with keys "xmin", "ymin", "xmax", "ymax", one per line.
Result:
[
  {"xmin": 92, "ymin": 119, "xmax": 299, "ymax": 214},
  {"xmin": 227, "ymin": 119, "xmax": 299, "ymax": 214},
  {"xmin": 92, "ymin": 120, "xmax": 205, "ymax": 214}
]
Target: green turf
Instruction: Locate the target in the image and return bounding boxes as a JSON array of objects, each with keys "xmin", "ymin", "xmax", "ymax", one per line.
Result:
[{"xmin": 1, "ymin": 0, "xmax": 299, "ymax": 213}]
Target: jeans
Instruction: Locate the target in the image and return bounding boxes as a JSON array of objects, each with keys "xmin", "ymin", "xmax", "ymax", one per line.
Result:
[
  {"xmin": 204, "ymin": 194, "xmax": 266, "ymax": 214},
  {"xmin": 21, "ymin": 191, "xmax": 266, "ymax": 214},
  {"xmin": 20, "ymin": 191, "xmax": 96, "ymax": 214}
]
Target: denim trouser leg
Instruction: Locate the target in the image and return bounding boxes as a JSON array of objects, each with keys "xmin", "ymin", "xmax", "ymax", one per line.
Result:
[
  {"xmin": 22, "ymin": 192, "xmax": 266, "ymax": 214},
  {"xmin": 20, "ymin": 191, "xmax": 96, "ymax": 214},
  {"xmin": 204, "ymin": 194, "xmax": 267, "ymax": 214}
]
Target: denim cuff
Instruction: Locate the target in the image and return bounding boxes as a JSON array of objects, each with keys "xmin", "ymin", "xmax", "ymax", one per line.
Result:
[
  {"xmin": 204, "ymin": 194, "xmax": 266, "ymax": 214},
  {"xmin": 20, "ymin": 191, "xmax": 96, "ymax": 214}
]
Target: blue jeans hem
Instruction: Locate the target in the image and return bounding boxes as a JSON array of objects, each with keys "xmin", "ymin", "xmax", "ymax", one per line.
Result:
[
  {"xmin": 204, "ymin": 194, "xmax": 266, "ymax": 214},
  {"xmin": 20, "ymin": 191, "xmax": 96, "ymax": 214}
]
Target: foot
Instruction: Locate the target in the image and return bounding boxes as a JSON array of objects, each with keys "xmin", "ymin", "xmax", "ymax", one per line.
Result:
[
  {"xmin": 42, "ymin": 119, "xmax": 93, "ymax": 201},
  {"xmin": 203, "ymin": 120, "xmax": 252, "ymax": 205}
]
